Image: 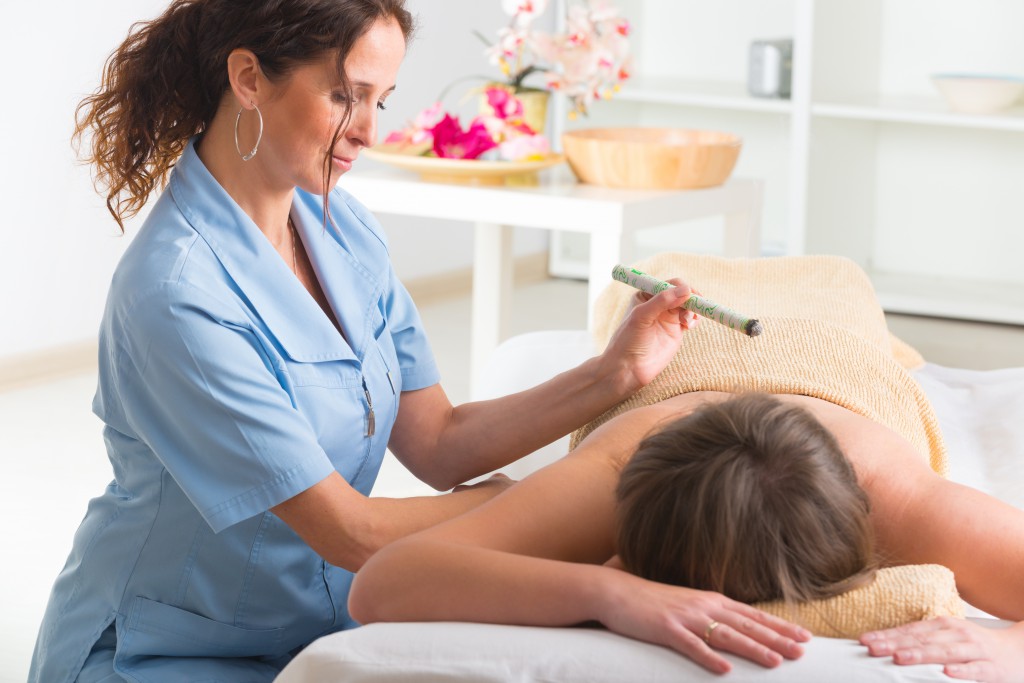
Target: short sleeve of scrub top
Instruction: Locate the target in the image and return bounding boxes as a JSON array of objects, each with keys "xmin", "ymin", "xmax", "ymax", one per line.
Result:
[{"xmin": 114, "ymin": 282, "xmax": 337, "ymax": 532}]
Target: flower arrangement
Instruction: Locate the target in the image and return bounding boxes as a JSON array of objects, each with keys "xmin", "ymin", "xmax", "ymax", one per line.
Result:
[
  {"xmin": 383, "ymin": 86, "xmax": 551, "ymax": 161},
  {"xmin": 485, "ymin": 0, "xmax": 631, "ymax": 118},
  {"xmin": 379, "ymin": 0, "xmax": 630, "ymax": 163}
]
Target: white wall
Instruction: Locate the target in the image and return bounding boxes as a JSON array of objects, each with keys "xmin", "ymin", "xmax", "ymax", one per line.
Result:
[
  {"xmin": 0, "ymin": 1, "xmax": 548, "ymax": 360},
  {"xmin": 1, "ymin": 2, "xmax": 167, "ymax": 359}
]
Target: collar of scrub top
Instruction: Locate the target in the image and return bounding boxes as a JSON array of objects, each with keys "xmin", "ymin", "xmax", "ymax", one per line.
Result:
[{"xmin": 170, "ymin": 137, "xmax": 385, "ymax": 364}]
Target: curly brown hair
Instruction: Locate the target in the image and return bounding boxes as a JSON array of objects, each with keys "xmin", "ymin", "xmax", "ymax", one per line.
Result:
[
  {"xmin": 74, "ymin": 0, "xmax": 415, "ymax": 231},
  {"xmin": 616, "ymin": 393, "xmax": 877, "ymax": 605}
]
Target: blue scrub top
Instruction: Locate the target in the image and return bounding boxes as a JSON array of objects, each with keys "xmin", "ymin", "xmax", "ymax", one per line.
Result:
[{"xmin": 29, "ymin": 138, "xmax": 440, "ymax": 682}]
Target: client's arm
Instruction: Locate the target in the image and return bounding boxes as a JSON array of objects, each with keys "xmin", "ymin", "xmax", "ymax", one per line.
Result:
[
  {"xmin": 349, "ymin": 403, "xmax": 810, "ymax": 675},
  {"xmin": 816, "ymin": 402, "xmax": 1024, "ymax": 682},
  {"xmin": 857, "ymin": 473, "xmax": 1024, "ymax": 682}
]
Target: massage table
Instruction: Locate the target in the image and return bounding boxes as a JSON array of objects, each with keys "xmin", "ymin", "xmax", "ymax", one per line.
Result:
[{"xmin": 275, "ymin": 329, "xmax": 1024, "ymax": 682}]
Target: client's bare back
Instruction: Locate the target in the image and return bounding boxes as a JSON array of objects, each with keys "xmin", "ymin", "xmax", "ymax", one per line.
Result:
[{"xmin": 591, "ymin": 391, "xmax": 921, "ymax": 475}]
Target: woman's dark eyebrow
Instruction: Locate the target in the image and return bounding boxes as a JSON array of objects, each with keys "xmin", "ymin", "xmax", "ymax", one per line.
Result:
[{"xmin": 350, "ymin": 80, "xmax": 397, "ymax": 93}]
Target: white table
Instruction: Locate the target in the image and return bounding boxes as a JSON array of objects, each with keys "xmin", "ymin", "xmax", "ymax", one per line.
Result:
[{"xmin": 340, "ymin": 166, "xmax": 763, "ymax": 383}]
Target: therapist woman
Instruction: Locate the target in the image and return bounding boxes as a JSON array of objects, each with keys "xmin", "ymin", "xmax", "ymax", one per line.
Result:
[{"xmin": 29, "ymin": 1, "xmax": 699, "ymax": 681}]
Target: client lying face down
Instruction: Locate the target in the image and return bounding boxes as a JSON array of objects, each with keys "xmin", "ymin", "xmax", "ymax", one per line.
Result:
[
  {"xmin": 353, "ymin": 252, "xmax": 1024, "ymax": 679},
  {"xmin": 616, "ymin": 393, "xmax": 878, "ymax": 605}
]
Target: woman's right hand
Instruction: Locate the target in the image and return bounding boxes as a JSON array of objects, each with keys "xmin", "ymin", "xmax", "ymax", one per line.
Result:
[
  {"xmin": 861, "ymin": 617, "xmax": 1024, "ymax": 682},
  {"xmin": 599, "ymin": 278, "xmax": 698, "ymax": 393},
  {"xmin": 599, "ymin": 571, "xmax": 811, "ymax": 674}
]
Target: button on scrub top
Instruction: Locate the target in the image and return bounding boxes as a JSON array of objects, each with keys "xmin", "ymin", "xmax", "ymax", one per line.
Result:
[{"xmin": 29, "ymin": 138, "xmax": 440, "ymax": 682}]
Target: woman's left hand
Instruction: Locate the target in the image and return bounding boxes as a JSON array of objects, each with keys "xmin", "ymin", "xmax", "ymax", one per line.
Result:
[
  {"xmin": 601, "ymin": 278, "xmax": 698, "ymax": 391},
  {"xmin": 598, "ymin": 571, "xmax": 808, "ymax": 674},
  {"xmin": 861, "ymin": 617, "xmax": 1024, "ymax": 682}
]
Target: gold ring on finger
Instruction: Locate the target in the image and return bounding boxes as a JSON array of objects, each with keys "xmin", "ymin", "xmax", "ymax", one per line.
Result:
[{"xmin": 704, "ymin": 620, "xmax": 720, "ymax": 645}]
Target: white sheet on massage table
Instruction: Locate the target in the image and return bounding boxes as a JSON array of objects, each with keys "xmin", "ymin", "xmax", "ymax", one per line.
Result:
[
  {"xmin": 275, "ymin": 331, "xmax": 1024, "ymax": 683},
  {"xmin": 275, "ymin": 619, "xmax": 1011, "ymax": 683}
]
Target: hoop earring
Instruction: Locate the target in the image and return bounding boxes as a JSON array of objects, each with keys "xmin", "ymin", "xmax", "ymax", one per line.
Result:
[{"xmin": 234, "ymin": 102, "xmax": 263, "ymax": 161}]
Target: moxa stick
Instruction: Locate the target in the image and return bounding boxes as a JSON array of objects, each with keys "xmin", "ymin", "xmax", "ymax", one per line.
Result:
[{"xmin": 611, "ymin": 264, "xmax": 763, "ymax": 338}]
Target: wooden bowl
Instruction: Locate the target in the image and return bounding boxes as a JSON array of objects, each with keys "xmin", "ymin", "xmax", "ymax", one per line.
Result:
[{"xmin": 562, "ymin": 128, "xmax": 742, "ymax": 190}]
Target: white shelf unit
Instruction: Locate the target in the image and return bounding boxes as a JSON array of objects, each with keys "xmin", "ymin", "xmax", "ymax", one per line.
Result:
[
  {"xmin": 614, "ymin": 76, "xmax": 794, "ymax": 114},
  {"xmin": 551, "ymin": 0, "xmax": 1024, "ymax": 325}
]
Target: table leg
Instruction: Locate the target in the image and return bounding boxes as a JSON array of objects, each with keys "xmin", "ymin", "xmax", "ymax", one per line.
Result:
[
  {"xmin": 586, "ymin": 232, "xmax": 624, "ymax": 332},
  {"xmin": 471, "ymin": 222, "xmax": 514, "ymax": 387},
  {"xmin": 722, "ymin": 180, "xmax": 764, "ymax": 257}
]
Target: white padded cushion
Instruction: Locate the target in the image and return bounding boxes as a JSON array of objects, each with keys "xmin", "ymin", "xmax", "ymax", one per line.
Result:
[{"xmin": 276, "ymin": 620, "xmax": 1013, "ymax": 682}]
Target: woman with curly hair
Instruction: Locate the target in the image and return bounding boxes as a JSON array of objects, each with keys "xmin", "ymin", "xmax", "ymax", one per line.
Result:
[{"xmin": 28, "ymin": 2, "xmax": 722, "ymax": 680}]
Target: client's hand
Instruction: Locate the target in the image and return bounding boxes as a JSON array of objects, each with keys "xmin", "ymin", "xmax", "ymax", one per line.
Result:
[
  {"xmin": 861, "ymin": 617, "xmax": 1024, "ymax": 682},
  {"xmin": 599, "ymin": 571, "xmax": 809, "ymax": 675},
  {"xmin": 602, "ymin": 278, "xmax": 698, "ymax": 391}
]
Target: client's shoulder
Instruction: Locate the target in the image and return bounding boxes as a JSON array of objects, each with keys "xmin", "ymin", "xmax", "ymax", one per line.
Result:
[{"xmin": 573, "ymin": 392, "xmax": 733, "ymax": 471}]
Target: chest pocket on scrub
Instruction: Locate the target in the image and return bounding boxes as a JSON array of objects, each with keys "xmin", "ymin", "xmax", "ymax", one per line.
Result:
[{"xmin": 285, "ymin": 359, "xmax": 372, "ymax": 479}]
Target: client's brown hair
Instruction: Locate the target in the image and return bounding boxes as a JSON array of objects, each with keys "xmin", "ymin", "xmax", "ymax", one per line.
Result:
[{"xmin": 616, "ymin": 393, "xmax": 877, "ymax": 604}]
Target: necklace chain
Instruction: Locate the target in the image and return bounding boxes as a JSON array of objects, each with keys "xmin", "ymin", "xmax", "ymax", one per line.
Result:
[{"xmin": 288, "ymin": 216, "xmax": 298, "ymax": 274}]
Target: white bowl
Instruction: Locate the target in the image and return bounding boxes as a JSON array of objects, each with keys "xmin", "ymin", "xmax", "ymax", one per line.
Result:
[{"xmin": 931, "ymin": 73, "xmax": 1024, "ymax": 114}]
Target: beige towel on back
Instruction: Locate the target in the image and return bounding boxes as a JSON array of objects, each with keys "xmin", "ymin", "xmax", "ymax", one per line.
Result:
[{"xmin": 574, "ymin": 253, "xmax": 948, "ymax": 476}]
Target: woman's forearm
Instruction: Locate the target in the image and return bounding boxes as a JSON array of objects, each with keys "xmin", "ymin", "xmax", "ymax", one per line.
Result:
[
  {"xmin": 273, "ymin": 472, "xmax": 512, "ymax": 572},
  {"xmin": 394, "ymin": 354, "xmax": 637, "ymax": 489},
  {"xmin": 391, "ymin": 287, "xmax": 697, "ymax": 489},
  {"xmin": 350, "ymin": 538, "xmax": 615, "ymax": 627},
  {"xmin": 448, "ymin": 356, "xmax": 634, "ymax": 463},
  {"xmin": 350, "ymin": 535, "xmax": 810, "ymax": 675}
]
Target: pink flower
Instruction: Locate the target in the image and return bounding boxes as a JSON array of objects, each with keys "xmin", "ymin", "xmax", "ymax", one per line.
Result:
[
  {"xmin": 384, "ymin": 102, "xmax": 445, "ymax": 147},
  {"xmin": 485, "ymin": 87, "xmax": 525, "ymax": 120},
  {"xmin": 413, "ymin": 102, "xmax": 445, "ymax": 130},
  {"xmin": 498, "ymin": 133, "xmax": 550, "ymax": 161},
  {"xmin": 502, "ymin": 0, "xmax": 548, "ymax": 25},
  {"xmin": 486, "ymin": 26, "xmax": 527, "ymax": 66},
  {"xmin": 585, "ymin": 0, "xmax": 620, "ymax": 23},
  {"xmin": 431, "ymin": 115, "xmax": 499, "ymax": 160},
  {"xmin": 488, "ymin": 0, "xmax": 630, "ymax": 117},
  {"xmin": 379, "ymin": 82, "xmax": 553, "ymax": 162}
]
